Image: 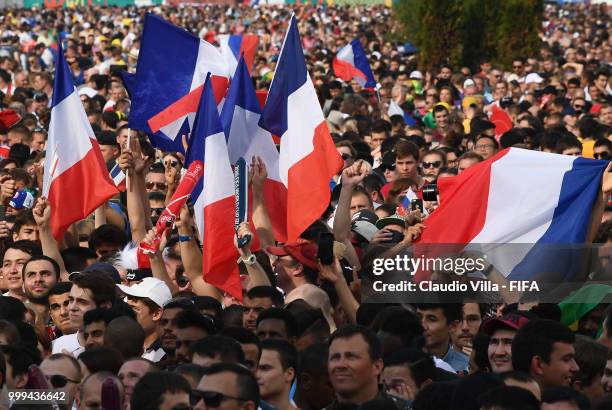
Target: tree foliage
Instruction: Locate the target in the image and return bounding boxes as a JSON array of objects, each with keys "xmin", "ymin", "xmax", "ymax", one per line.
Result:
[{"xmin": 394, "ymin": 0, "xmax": 542, "ymax": 71}]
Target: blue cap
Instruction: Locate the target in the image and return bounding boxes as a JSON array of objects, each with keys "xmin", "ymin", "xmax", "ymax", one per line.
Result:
[{"xmin": 9, "ymin": 190, "xmax": 35, "ymax": 210}]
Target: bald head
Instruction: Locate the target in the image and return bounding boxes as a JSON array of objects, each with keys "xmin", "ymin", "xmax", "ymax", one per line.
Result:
[
  {"xmin": 78, "ymin": 372, "xmax": 124, "ymax": 410},
  {"xmin": 103, "ymin": 316, "xmax": 145, "ymax": 360}
]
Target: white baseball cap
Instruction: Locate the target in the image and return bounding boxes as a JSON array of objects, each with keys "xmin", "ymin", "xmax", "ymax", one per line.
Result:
[
  {"xmin": 409, "ymin": 70, "xmax": 423, "ymax": 80},
  {"xmin": 525, "ymin": 73, "xmax": 544, "ymax": 85},
  {"xmin": 117, "ymin": 277, "xmax": 172, "ymax": 308}
]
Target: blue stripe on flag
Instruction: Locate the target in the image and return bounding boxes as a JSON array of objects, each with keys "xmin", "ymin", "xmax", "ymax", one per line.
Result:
[
  {"xmin": 51, "ymin": 44, "xmax": 76, "ymax": 108},
  {"xmin": 228, "ymin": 35, "xmax": 243, "ymax": 60}
]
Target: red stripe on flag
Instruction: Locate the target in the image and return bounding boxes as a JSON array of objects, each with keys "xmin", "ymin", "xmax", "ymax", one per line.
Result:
[
  {"xmin": 286, "ymin": 122, "xmax": 343, "ymax": 241},
  {"xmin": 413, "ymin": 149, "xmax": 511, "ymax": 282},
  {"xmin": 263, "ymin": 178, "xmax": 288, "ymax": 243},
  {"xmin": 332, "ymin": 58, "xmax": 367, "ymax": 83},
  {"xmin": 48, "ymin": 143, "xmax": 119, "ymax": 241},
  {"xmin": 240, "ymin": 35, "xmax": 259, "ymax": 74},
  {"xmin": 203, "ymin": 196, "xmax": 242, "ymax": 300},
  {"xmin": 147, "ymin": 75, "xmax": 229, "ymax": 133}
]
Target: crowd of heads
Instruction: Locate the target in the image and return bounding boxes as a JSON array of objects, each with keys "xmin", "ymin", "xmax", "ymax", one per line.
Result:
[{"xmin": 0, "ymin": 1, "xmax": 611, "ymax": 410}]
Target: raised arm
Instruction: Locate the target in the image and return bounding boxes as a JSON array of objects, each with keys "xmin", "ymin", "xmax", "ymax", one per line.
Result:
[
  {"xmin": 235, "ymin": 222, "xmax": 271, "ymax": 289},
  {"xmin": 33, "ymin": 197, "xmax": 68, "ymax": 281},
  {"xmin": 141, "ymin": 227, "xmax": 179, "ymax": 294},
  {"xmin": 250, "ymin": 156, "xmax": 275, "ymax": 250},
  {"xmin": 176, "ymin": 205, "xmax": 222, "ymax": 300}
]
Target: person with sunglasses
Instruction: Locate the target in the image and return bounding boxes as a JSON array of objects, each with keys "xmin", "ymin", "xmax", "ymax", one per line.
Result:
[
  {"xmin": 131, "ymin": 371, "xmax": 191, "ymax": 410},
  {"xmin": 40, "ymin": 353, "xmax": 82, "ymax": 410},
  {"xmin": 193, "ymin": 362, "xmax": 259, "ymax": 410},
  {"xmin": 146, "ymin": 163, "xmax": 169, "ymax": 195},
  {"xmin": 420, "ymin": 150, "xmax": 447, "ymax": 183},
  {"xmin": 594, "ymin": 139, "xmax": 612, "ymax": 161}
]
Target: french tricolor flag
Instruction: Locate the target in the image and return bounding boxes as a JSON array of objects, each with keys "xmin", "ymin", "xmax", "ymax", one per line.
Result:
[
  {"xmin": 220, "ymin": 56, "xmax": 288, "ymax": 242},
  {"xmin": 128, "ymin": 14, "xmax": 230, "ymax": 152},
  {"xmin": 217, "ymin": 34, "xmax": 259, "ymax": 75},
  {"xmin": 417, "ymin": 148, "xmax": 608, "ymax": 282},
  {"xmin": 259, "ymin": 15, "xmax": 343, "ymax": 241},
  {"xmin": 43, "ymin": 44, "xmax": 119, "ymax": 240},
  {"xmin": 186, "ymin": 74, "xmax": 241, "ymax": 300},
  {"xmin": 333, "ymin": 39, "xmax": 376, "ymax": 89}
]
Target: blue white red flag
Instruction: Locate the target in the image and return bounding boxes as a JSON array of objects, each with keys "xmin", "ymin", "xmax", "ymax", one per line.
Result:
[
  {"xmin": 333, "ymin": 39, "xmax": 377, "ymax": 89},
  {"xmin": 43, "ymin": 44, "xmax": 118, "ymax": 240},
  {"xmin": 128, "ymin": 14, "xmax": 230, "ymax": 152},
  {"xmin": 259, "ymin": 15, "xmax": 343, "ymax": 241},
  {"xmin": 217, "ymin": 34, "xmax": 258, "ymax": 76},
  {"xmin": 220, "ymin": 56, "xmax": 288, "ymax": 242},
  {"xmin": 186, "ymin": 74, "xmax": 241, "ymax": 300}
]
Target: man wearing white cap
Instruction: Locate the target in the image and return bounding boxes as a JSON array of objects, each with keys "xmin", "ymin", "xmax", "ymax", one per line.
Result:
[{"xmin": 117, "ymin": 277, "xmax": 172, "ymax": 362}]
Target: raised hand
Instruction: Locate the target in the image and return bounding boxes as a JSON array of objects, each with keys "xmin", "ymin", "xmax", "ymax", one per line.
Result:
[
  {"xmin": 342, "ymin": 159, "xmax": 369, "ymax": 187},
  {"xmin": 0, "ymin": 174, "xmax": 15, "ymax": 203},
  {"xmin": 250, "ymin": 156, "xmax": 267, "ymax": 192},
  {"xmin": 33, "ymin": 197, "xmax": 51, "ymax": 227}
]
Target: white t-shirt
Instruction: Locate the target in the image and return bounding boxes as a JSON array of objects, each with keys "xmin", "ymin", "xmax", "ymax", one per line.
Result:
[{"xmin": 52, "ymin": 332, "xmax": 84, "ymax": 358}]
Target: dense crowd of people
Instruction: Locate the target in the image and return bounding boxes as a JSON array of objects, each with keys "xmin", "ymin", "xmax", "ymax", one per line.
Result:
[{"xmin": 0, "ymin": 1, "xmax": 612, "ymax": 410}]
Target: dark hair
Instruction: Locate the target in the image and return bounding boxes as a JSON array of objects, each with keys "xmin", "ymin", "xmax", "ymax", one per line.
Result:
[
  {"xmin": 594, "ymin": 138, "xmax": 612, "ymax": 151},
  {"xmin": 219, "ymin": 327, "xmax": 260, "ymax": 348},
  {"xmin": 78, "ymin": 346, "xmax": 123, "ymax": 374},
  {"xmin": 511, "ymin": 319, "xmax": 575, "ymax": 373},
  {"xmin": 541, "ymin": 386, "xmax": 589, "ymax": 410},
  {"xmin": 5, "ymin": 240, "xmax": 42, "ymax": 257},
  {"xmin": 0, "ymin": 347, "xmax": 5, "ymax": 389},
  {"xmin": 130, "ymin": 371, "xmax": 191, "ymax": 410},
  {"xmin": 572, "ymin": 335, "xmax": 608, "ymax": 387},
  {"xmin": 0, "ymin": 296, "xmax": 27, "ymax": 322},
  {"xmin": 0, "ymin": 320, "xmax": 20, "ymax": 345},
  {"xmin": 261, "ymin": 339, "xmax": 298, "ymax": 375},
  {"xmin": 190, "ymin": 335, "xmax": 245, "ymax": 364},
  {"xmin": 88, "ymin": 224, "xmax": 129, "ymax": 252},
  {"xmin": 415, "ymin": 303, "xmax": 463, "ymax": 323},
  {"xmin": 12, "ymin": 211, "xmax": 36, "ymax": 237},
  {"xmin": 329, "ymin": 324, "xmax": 382, "ymax": 361},
  {"xmin": 48, "ymin": 281, "xmax": 72, "ymax": 297},
  {"xmin": 70, "ymin": 272, "xmax": 116, "ymax": 308},
  {"xmin": 256, "ymin": 308, "xmax": 298, "ymax": 338},
  {"xmin": 104, "ymin": 316, "xmax": 145, "ymax": 360},
  {"xmin": 201, "ymin": 363, "xmax": 259, "ymax": 406},
  {"xmin": 375, "ymin": 306, "xmax": 424, "ymax": 348},
  {"xmin": 498, "ymin": 370, "xmax": 535, "ymax": 383},
  {"xmin": 0, "ymin": 345, "xmax": 38, "ymax": 379},
  {"xmin": 395, "ymin": 140, "xmax": 420, "ymax": 161},
  {"xmin": 384, "ymin": 348, "xmax": 435, "ymax": 388},
  {"xmin": 450, "ymin": 372, "xmax": 504, "ymax": 410},
  {"xmin": 175, "ymin": 309, "xmax": 216, "ymax": 335},
  {"xmin": 60, "ymin": 247, "xmax": 98, "ymax": 272},
  {"xmin": 83, "ymin": 308, "xmax": 119, "ymax": 328},
  {"xmin": 478, "ymin": 386, "xmax": 539, "ymax": 410},
  {"xmin": 298, "ymin": 343, "xmax": 329, "ymax": 382},
  {"xmin": 192, "ymin": 296, "xmax": 223, "ymax": 318},
  {"xmin": 555, "ymin": 135, "xmax": 582, "ymax": 154},
  {"xmin": 246, "ymin": 286, "xmax": 284, "ymax": 307},
  {"xmin": 472, "ymin": 332, "xmax": 491, "ymax": 372},
  {"xmin": 22, "ymin": 255, "xmax": 60, "ymax": 281},
  {"xmin": 412, "ymin": 382, "xmax": 456, "ymax": 410},
  {"xmin": 295, "ymin": 309, "xmax": 330, "ymax": 342}
]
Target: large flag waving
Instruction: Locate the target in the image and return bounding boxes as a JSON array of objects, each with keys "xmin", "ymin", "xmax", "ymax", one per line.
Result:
[
  {"xmin": 333, "ymin": 39, "xmax": 377, "ymax": 89},
  {"xmin": 186, "ymin": 74, "xmax": 241, "ymax": 300},
  {"xmin": 416, "ymin": 148, "xmax": 608, "ymax": 282},
  {"xmin": 218, "ymin": 34, "xmax": 259, "ymax": 75},
  {"xmin": 220, "ymin": 56, "xmax": 287, "ymax": 242},
  {"xmin": 128, "ymin": 14, "xmax": 230, "ymax": 152},
  {"xmin": 259, "ymin": 15, "xmax": 343, "ymax": 241},
  {"xmin": 43, "ymin": 44, "xmax": 119, "ymax": 240}
]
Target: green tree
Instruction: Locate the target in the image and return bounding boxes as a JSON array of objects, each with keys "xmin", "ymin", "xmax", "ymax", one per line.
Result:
[{"xmin": 394, "ymin": 0, "xmax": 542, "ymax": 71}]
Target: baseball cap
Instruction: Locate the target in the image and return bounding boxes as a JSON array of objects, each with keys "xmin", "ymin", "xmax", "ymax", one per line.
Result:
[
  {"xmin": 481, "ymin": 313, "xmax": 530, "ymax": 335},
  {"xmin": 524, "ymin": 73, "xmax": 544, "ymax": 85},
  {"xmin": 351, "ymin": 209, "xmax": 379, "ymax": 243},
  {"xmin": 117, "ymin": 277, "xmax": 172, "ymax": 308},
  {"xmin": 463, "ymin": 78, "xmax": 476, "ymax": 89},
  {"xmin": 266, "ymin": 239, "xmax": 318, "ymax": 270},
  {"xmin": 83, "ymin": 262, "xmax": 121, "ymax": 284},
  {"xmin": 375, "ymin": 214, "xmax": 406, "ymax": 230},
  {"xmin": 9, "ymin": 190, "xmax": 34, "ymax": 210},
  {"xmin": 409, "ymin": 70, "xmax": 423, "ymax": 80},
  {"xmin": 499, "ymin": 96, "xmax": 513, "ymax": 109},
  {"xmin": 561, "ymin": 106, "xmax": 577, "ymax": 116}
]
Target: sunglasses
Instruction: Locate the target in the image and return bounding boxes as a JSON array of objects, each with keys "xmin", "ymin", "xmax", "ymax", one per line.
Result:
[
  {"xmin": 146, "ymin": 182, "xmax": 167, "ymax": 190},
  {"xmin": 190, "ymin": 390, "xmax": 250, "ymax": 407},
  {"xmin": 381, "ymin": 164, "xmax": 396, "ymax": 172},
  {"xmin": 47, "ymin": 374, "xmax": 80, "ymax": 388},
  {"xmin": 573, "ymin": 104, "xmax": 585, "ymax": 110},
  {"xmin": 151, "ymin": 207, "xmax": 165, "ymax": 215},
  {"xmin": 594, "ymin": 152, "xmax": 611, "ymax": 160},
  {"xmin": 341, "ymin": 153, "xmax": 352, "ymax": 161},
  {"xmin": 421, "ymin": 161, "xmax": 442, "ymax": 169},
  {"xmin": 164, "ymin": 159, "xmax": 179, "ymax": 168}
]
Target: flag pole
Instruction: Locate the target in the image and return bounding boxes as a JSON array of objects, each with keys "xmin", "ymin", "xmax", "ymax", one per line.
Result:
[{"xmin": 126, "ymin": 129, "xmax": 132, "ymax": 192}]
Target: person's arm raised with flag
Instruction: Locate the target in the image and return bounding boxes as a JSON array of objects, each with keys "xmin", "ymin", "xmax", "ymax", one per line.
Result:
[{"xmin": 33, "ymin": 197, "xmax": 68, "ymax": 281}]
